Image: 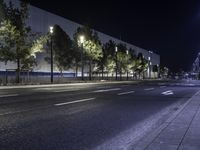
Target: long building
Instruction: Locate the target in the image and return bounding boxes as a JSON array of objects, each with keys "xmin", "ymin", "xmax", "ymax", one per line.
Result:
[{"xmin": 0, "ymin": 0, "xmax": 160, "ymax": 82}]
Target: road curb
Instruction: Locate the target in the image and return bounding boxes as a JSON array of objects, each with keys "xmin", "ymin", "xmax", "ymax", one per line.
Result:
[
  {"xmin": 131, "ymin": 89, "xmax": 200, "ymax": 150},
  {"xmin": 0, "ymin": 81, "xmax": 140, "ymax": 90}
]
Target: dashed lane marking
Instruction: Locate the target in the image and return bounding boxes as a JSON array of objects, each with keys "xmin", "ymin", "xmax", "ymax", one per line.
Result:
[
  {"xmin": 0, "ymin": 94, "xmax": 19, "ymax": 98},
  {"xmin": 118, "ymin": 91, "xmax": 135, "ymax": 96},
  {"xmin": 92, "ymin": 88, "xmax": 121, "ymax": 93},
  {"xmin": 54, "ymin": 98, "xmax": 96, "ymax": 106},
  {"xmin": 144, "ymin": 88, "xmax": 155, "ymax": 91}
]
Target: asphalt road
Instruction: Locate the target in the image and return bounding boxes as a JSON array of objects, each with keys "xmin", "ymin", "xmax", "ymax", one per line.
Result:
[{"xmin": 0, "ymin": 80, "xmax": 199, "ymax": 150}]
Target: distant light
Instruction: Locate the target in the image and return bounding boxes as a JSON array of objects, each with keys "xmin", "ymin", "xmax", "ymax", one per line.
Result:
[
  {"xmin": 149, "ymin": 51, "xmax": 153, "ymax": 54},
  {"xmin": 150, "ymin": 62, "xmax": 152, "ymax": 65},
  {"xmin": 148, "ymin": 57, "xmax": 151, "ymax": 60},
  {"xmin": 115, "ymin": 46, "xmax": 118, "ymax": 52},
  {"xmin": 79, "ymin": 35, "xmax": 85, "ymax": 44},
  {"xmin": 126, "ymin": 50, "xmax": 129, "ymax": 55},
  {"xmin": 50, "ymin": 26, "xmax": 53, "ymax": 34}
]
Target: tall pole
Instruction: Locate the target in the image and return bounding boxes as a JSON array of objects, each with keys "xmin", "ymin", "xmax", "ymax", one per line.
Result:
[
  {"xmin": 50, "ymin": 35, "xmax": 53, "ymax": 83},
  {"xmin": 81, "ymin": 43, "xmax": 84, "ymax": 80},
  {"xmin": 50, "ymin": 26, "xmax": 54, "ymax": 83},
  {"xmin": 126, "ymin": 50, "xmax": 129, "ymax": 81},
  {"xmin": 115, "ymin": 46, "xmax": 118, "ymax": 80},
  {"xmin": 79, "ymin": 35, "xmax": 85, "ymax": 81}
]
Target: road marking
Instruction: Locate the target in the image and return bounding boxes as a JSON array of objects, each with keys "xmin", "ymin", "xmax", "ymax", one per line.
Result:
[
  {"xmin": 92, "ymin": 88, "xmax": 121, "ymax": 93},
  {"xmin": 160, "ymin": 86, "xmax": 167, "ymax": 88},
  {"xmin": 162, "ymin": 90, "xmax": 174, "ymax": 95},
  {"xmin": 0, "ymin": 94, "xmax": 19, "ymax": 98},
  {"xmin": 54, "ymin": 98, "xmax": 96, "ymax": 106},
  {"xmin": 54, "ymin": 89, "xmax": 79, "ymax": 93},
  {"xmin": 144, "ymin": 88, "xmax": 154, "ymax": 91},
  {"xmin": 118, "ymin": 91, "xmax": 135, "ymax": 96}
]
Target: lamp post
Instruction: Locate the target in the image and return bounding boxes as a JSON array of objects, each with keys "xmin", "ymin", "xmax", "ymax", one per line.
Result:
[
  {"xmin": 79, "ymin": 35, "xmax": 85, "ymax": 80},
  {"xmin": 126, "ymin": 50, "xmax": 129, "ymax": 80},
  {"xmin": 115, "ymin": 46, "xmax": 118, "ymax": 80},
  {"xmin": 148, "ymin": 51, "xmax": 153, "ymax": 79},
  {"xmin": 50, "ymin": 26, "xmax": 54, "ymax": 83}
]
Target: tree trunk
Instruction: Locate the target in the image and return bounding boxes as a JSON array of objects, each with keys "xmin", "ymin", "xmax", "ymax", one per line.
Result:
[
  {"xmin": 120, "ymin": 65, "xmax": 122, "ymax": 81},
  {"xmin": 16, "ymin": 58, "xmax": 20, "ymax": 83},
  {"xmin": 89, "ymin": 59, "xmax": 92, "ymax": 81},
  {"xmin": 75, "ymin": 63, "xmax": 78, "ymax": 78},
  {"xmin": 101, "ymin": 65, "xmax": 104, "ymax": 80}
]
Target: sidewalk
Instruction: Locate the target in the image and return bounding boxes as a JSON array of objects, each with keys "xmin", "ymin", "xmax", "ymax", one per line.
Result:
[{"xmin": 132, "ymin": 90, "xmax": 200, "ymax": 150}]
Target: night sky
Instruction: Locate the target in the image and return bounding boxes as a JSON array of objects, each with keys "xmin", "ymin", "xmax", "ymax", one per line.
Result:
[{"xmin": 29, "ymin": 0, "xmax": 200, "ymax": 72}]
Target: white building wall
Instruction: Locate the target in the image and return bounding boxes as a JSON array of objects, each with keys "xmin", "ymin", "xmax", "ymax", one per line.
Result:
[{"xmin": 1, "ymin": 0, "xmax": 160, "ymax": 73}]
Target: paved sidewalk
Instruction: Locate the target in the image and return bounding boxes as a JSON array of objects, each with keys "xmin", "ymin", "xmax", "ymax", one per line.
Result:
[{"xmin": 132, "ymin": 90, "xmax": 200, "ymax": 150}]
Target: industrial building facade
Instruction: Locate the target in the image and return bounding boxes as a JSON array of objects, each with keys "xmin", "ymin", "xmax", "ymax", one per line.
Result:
[{"xmin": 0, "ymin": 0, "xmax": 160, "ymax": 83}]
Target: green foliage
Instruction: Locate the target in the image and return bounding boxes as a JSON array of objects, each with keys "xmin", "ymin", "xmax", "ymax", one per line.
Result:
[
  {"xmin": 0, "ymin": 1, "xmax": 46, "ymax": 82},
  {"xmin": 106, "ymin": 56, "xmax": 116, "ymax": 74},
  {"xmin": 84, "ymin": 40, "xmax": 102, "ymax": 61},
  {"xmin": 135, "ymin": 53, "xmax": 148, "ymax": 76},
  {"xmin": 74, "ymin": 25, "xmax": 103, "ymax": 62},
  {"xmin": 73, "ymin": 26, "xmax": 103, "ymax": 79},
  {"xmin": 97, "ymin": 40, "xmax": 116, "ymax": 74},
  {"xmin": 50, "ymin": 24, "xmax": 73, "ymax": 73},
  {"xmin": 0, "ymin": 20, "xmax": 20, "ymax": 63}
]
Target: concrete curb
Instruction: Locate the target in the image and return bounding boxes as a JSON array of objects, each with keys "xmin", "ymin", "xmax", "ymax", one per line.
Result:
[
  {"xmin": 0, "ymin": 81, "xmax": 140, "ymax": 90},
  {"xmin": 131, "ymin": 89, "xmax": 200, "ymax": 150}
]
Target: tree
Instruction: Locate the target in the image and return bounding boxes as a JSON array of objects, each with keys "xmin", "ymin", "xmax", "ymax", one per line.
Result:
[
  {"xmin": 98, "ymin": 40, "xmax": 116, "ymax": 80},
  {"xmin": 48, "ymin": 24, "xmax": 73, "ymax": 77},
  {"xmin": 0, "ymin": 0, "xmax": 44, "ymax": 83},
  {"xmin": 135, "ymin": 53, "xmax": 148, "ymax": 79},
  {"xmin": 116, "ymin": 43, "xmax": 128, "ymax": 80},
  {"xmin": 71, "ymin": 41, "xmax": 81, "ymax": 78},
  {"xmin": 74, "ymin": 26, "xmax": 103, "ymax": 80}
]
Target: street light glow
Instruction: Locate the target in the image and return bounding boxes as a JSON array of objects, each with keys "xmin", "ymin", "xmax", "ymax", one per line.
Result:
[
  {"xmin": 79, "ymin": 35, "xmax": 85, "ymax": 44},
  {"xmin": 115, "ymin": 46, "xmax": 118, "ymax": 52},
  {"xmin": 50, "ymin": 26, "xmax": 53, "ymax": 34},
  {"xmin": 126, "ymin": 50, "xmax": 129, "ymax": 55}
]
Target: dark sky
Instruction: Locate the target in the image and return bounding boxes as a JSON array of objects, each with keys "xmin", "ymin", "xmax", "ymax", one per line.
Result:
[{"xmin": 29, "ymin": 0, "xmax": 200, "ymax": 72}]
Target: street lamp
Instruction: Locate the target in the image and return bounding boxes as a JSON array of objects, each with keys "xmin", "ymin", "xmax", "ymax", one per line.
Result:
[
  {"xmin": 126, "ymin": 50, "xmax": 129, "ymax": 80},
  {"xmin": 79, "ymin": 35, "xmax": 85, "ymax": 80},
  {"xmin": 50, "ymin": 26, "xmax": 53, "ymax": 83},
  {"xmin": 115, "ymin": 46, "xmax": 118, "ymax": 80},
  {"xmin": 148, "ymin": 51, "xmax": 153, "ymax": 79}
]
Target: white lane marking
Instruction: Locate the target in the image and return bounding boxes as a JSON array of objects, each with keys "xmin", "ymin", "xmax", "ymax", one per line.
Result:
[
  {"xmin": 118, "ymin": 91, "xmax": 135, "ymax": 96},
  {"xmin": 92, "ymin": 88, "xmax": 121, "ymax": 93},
  {"xmin": 160, "ymin": 86, "xmax": 167, "ymax": 88},
  {"xmin": 54, "ymin": 89, "xmax": 79, "ymax": 93},
  {"xmin": 144, "ymin": 88, "xmax": 155, "ymax": 91},
  {"xmin": 54, "ymin": 98, "xmax": 96, "ymax": 106},
  {"xmin": 0, "ymin": 94, "xmax": 19, "ymax": 98},
  {"xmin": 162, "ymin": 90, "xmax": 174, "ymax": 95}
]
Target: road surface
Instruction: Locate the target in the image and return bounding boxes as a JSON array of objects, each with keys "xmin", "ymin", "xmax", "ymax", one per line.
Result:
[{"xmin": 0, "ymin": 80, "xmax": 199, "ymax": 150}]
